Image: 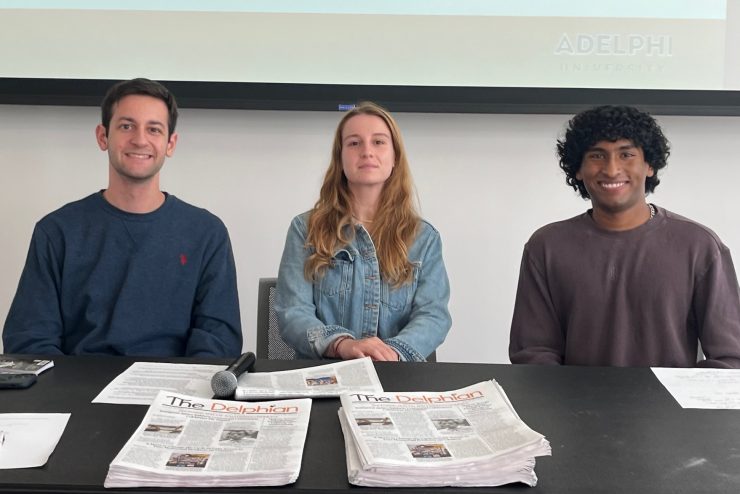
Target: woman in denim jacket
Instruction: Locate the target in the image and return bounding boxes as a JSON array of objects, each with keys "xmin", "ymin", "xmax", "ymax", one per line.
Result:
[{"xmin": 275, "ymin": 102, "xmax": 451, "ymax": 362}]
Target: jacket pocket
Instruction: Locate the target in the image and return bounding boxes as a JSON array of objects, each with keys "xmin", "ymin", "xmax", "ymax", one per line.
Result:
[
  {"xmin": 318, "ymin": 251, "xmax": 353, "ymax": 296},
  {"xmin": 380, "ymin": 262, "xmax": 420, "ymax": 311}
]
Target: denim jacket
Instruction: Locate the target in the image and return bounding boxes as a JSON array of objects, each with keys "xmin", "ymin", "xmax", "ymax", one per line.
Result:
[{"xmin": 275, "ymin": 212, "xmax": 451, "ymax": 361}]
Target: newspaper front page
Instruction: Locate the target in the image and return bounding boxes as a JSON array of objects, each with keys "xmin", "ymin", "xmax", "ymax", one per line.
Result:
[
  {"xmin": 338, "ymin": 380, "xmax": 550, "ymax": 487},
  {"xmin": 104, "ymin": 391, "xmax": 311, "ymax": 488},
  {"xmin": 234, "ymin": 356, "xmax": 383, "ymax": 400}
]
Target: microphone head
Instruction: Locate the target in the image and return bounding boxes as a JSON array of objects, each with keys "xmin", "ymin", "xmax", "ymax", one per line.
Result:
[{"xmin": 211, "ymin": 370, "xmax": 238, "ymax": 398}]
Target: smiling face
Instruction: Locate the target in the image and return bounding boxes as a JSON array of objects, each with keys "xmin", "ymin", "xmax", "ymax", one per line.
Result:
[
  {"xmin": 576, "ymin": 139, "xmax": 654, "ymax": 219},
  {"xmin": 95, "ymin": 94, "xmax": 177, "ymax": 184},
  {"xmin": 340, "ymin": 114, "xmax": 395, "ymax": 193}
]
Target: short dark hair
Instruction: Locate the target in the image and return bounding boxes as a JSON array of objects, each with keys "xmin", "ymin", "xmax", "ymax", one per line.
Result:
[
  {"xmin": 100, "ymin": 78, "xmax": 178, "ymax": 137},
  {"xmin": 557, "ymin": 105, "xmax": 670, "ymax": 199}
]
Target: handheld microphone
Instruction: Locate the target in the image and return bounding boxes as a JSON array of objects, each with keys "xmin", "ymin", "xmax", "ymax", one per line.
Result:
[{"xmin": 211, "ymin": 351, "xmax": 256, "ymax": 398}]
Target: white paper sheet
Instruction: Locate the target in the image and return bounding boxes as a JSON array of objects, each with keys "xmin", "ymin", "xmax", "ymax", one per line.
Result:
[
  {"xmin": 652, "ymin": 367, "xmax": 740, "ymax": 409},
  {"xmin": 92, "ymin": 362, "xmax": 224, "ymax": 405},
  {"xmin": 0, "ymin": 413, "xmax": 70, "ymax": 469}
]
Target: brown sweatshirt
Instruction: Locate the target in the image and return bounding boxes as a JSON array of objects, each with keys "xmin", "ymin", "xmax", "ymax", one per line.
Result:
[{"xmin": 509, "ymin": 206, "xmax": 740, "ymax": 368}]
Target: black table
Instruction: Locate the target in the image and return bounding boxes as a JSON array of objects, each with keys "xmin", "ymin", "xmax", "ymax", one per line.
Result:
[{"xmin": 1, "ymin": 355, "xmax": 738, "ymax": 493}]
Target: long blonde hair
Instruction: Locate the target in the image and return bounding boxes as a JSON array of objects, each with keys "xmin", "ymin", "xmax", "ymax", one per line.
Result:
[{"xmin": 305, "ymin": 102, "xmax": 419, "ymax": 287}]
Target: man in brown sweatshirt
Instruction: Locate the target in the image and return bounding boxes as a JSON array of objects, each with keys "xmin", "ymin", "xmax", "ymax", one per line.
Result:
[{"xmin": 509, "ymin": 105, "xmax": 740, "ymax": 368}]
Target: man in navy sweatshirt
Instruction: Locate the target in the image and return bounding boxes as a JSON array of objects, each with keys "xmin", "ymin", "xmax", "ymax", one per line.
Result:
[{"xmin": 3, "ymin": 78, "xmax": 243, "ymax": 357}]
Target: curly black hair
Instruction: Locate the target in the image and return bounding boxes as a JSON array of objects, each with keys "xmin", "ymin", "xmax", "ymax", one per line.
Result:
[{"xmin": 557, "ymin": 105, "xmax": 670, "ymax": 199}]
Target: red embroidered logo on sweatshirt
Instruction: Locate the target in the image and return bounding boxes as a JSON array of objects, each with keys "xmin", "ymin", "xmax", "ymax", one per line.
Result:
[{"xmin": 179, "ymin": 254, "xmax": 188, "ymax": 266}]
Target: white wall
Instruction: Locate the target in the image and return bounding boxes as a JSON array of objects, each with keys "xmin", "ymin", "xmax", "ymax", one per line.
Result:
[{"xmin": 2, "ymin": 104, "xmax": 739, "ymax": 363}]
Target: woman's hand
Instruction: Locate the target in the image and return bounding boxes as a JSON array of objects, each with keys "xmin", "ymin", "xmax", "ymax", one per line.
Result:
[{"xmin": 335, "ymin": 336, "xmax": 399, "ymax": 361}]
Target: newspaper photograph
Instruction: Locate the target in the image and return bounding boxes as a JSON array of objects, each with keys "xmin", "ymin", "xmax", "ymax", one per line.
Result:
[
  {"xmin": 234, "ymin": 356, "xmax": 383, "ymax": 400},
  {"xmin": 338, "ymin": 380, "xmax": 551, "ymax": 487},
  {"xmin": 0, "ymin": 357, "xmax": 53, "ymax": 375},
  {"xmin": 104, "ymin": 391, "xmax": 312, "ymax": 487}
]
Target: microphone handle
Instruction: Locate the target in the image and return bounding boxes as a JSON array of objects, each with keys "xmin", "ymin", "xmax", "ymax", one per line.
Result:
[{"xmin": 225, "ymin": 351, "xmax": 257, "ymax": 377}]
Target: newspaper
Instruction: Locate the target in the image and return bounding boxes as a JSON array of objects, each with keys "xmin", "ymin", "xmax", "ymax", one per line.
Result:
[
  {"xmin": 93, "ymin": 362, "xmax": 223, "ymax": 405},
  {"xmin": 104, "ymin": 391, "xmax": 312, "ymax": 488},
  {"xmin": 234, "ymin": 357, "xmax": 383, "ymax": 400},
  {"xmin": 338, "ymin": 380, "xmax": 551, "ymax": 487},
  {"xmin": 0, "ymin": 357, "xmax": 53, "ymax": 375}
]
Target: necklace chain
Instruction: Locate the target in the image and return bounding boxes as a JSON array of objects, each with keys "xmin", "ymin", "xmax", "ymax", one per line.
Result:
[
  {"xmin": 352, "ymin": 215, "xmax": 374, "ymax": 223},
  {"xmin": 588, "ymin": 204, "xmax": 656, "ymax": 222}
]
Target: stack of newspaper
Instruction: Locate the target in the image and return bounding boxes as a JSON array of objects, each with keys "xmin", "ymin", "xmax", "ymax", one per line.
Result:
[
  {"xmin": 338, "ymin": 380, "xmax": 551, "ymax": 487},
  {"xmin": 104, "ymin": 391, "xmax": 311, "ymax": 488}
]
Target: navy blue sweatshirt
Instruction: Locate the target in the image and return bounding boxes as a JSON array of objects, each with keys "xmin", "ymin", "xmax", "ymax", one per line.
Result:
[{"xmin": 3, "ymin": 192, "xmax": 242, "ymax": 357}]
